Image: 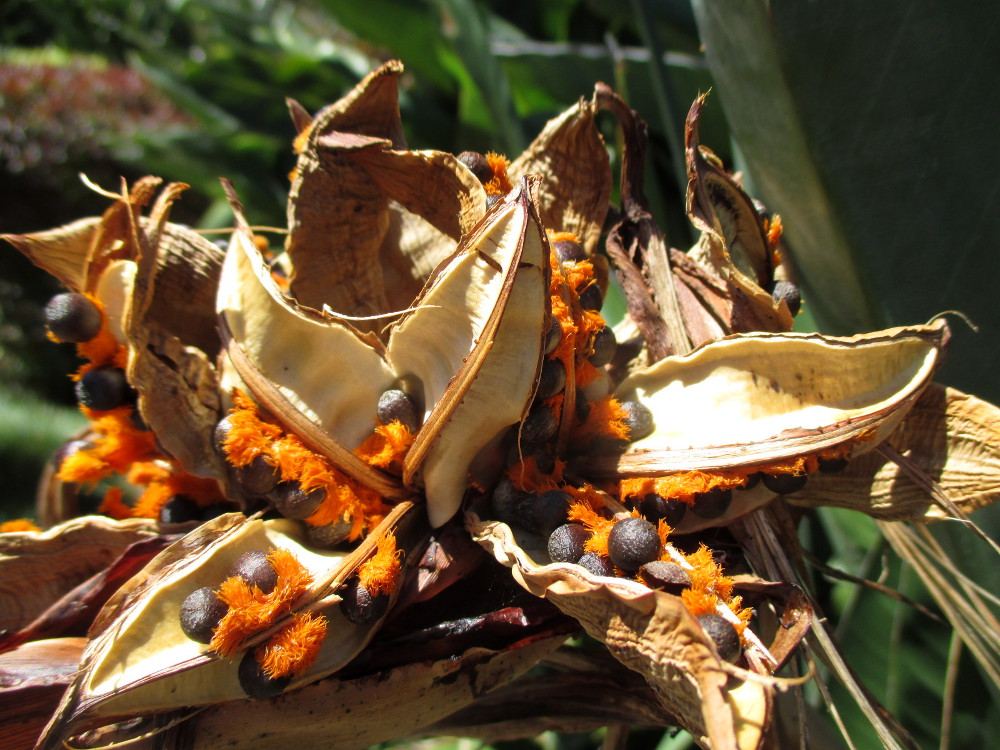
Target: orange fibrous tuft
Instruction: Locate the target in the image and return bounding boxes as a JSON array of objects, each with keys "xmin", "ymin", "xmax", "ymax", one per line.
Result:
[
  {"xmin": 223, "ymin": 390, "xmax": 283, "ymax": 468},
  {"xmin": 766, "ymin": 214, "xmax": 783, "ymax": 250},
  {"xmin": 256, "ymin": 612, "xmax": 328, "ymax": 679},
  {"xmin": 210, "ymin": 547, "xmax": 313, "ymax": 657},
  {"xmin": 484, "ymin": 153, "xmax": 513, "ymax": 195},
  {"xmin": 57, "ymin": 408, "xmax": 158, "ymax": 485},
  {"xmin": 506, "ymin": 455, "xmax": 565, "ymax": 494},
  {"xmin": 728, "ymin": 596, "xmax": 752, "ymax": 636},
  {"xmin": 567, "ymin": 500, "xmax": 615, "ymax": 557},
  {"xmin": 656, "ymin": 519, "xmax": 672, "ymax": 549},
  {"xmin": 358, "ymin": 533, "xmax": 403, "ymax": 597},
  {"xmin": 0, "ymin": 518, "xmax": 41, "ymax": 533},
  {"xmin": 128, "ymin": 462, "xmax": 225, "ymax": 519},
  {"xmin": 621, "ymin": 471, "xmax": 752, "ymax": 508},
  {"xmin": 681, "ymin": 588, "xmax": 718, "ymax": 616},
  {"xmin": 355, "ymin": 420, "xmax": 414, "ymax": 471},
  {"xmin": 549, "ymin": 230, "xmax": 580, "ymax": 245},
  {"xmin": 98, "ymin": 486, "xmax": 133, "ymax": 520},
  {"xmin": 573, "ymin": 396, "xmax": 629, "ymax": 446}
]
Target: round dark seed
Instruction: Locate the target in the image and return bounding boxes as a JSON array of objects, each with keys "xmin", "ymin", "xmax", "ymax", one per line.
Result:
[
  {"xmin": 521, "ymin": 405, "xmax": 558, "ymax": 445},
  {"xmin": 492, "ymin": 477, "xmax": 534, "ymax": 527},
  {"xmin": 588, "ymin": 326, "xmax": 617, "ymax": 367},
  {"xmin": 129, "ymin": 406, "xmax": 149, "ymax": 431},
  {"xmin": 608, "ymin": 517, "xmax": 661, "ymax": 573},
  {"xmin": 159, "ymin": 495, "xmax": 200, "ymax": 524},
  {"xmin": 639, "ymin": 560, "xmax": 692, "ymax": 590},
  {"xmin": 575, "ymin": 390, "xmax": 591, "ymax": 423},
  {"xmin": 238, "ymin": 650, "xmax": 292, "ymax": 700},
  {"xmin": 340, "ymin": 577, "xmax": 390, "ymax": 624},
  {"xmin": 536, "ymin": 359, "xmax": 566, "ymax": 400},
  {"xmin": 577, "ymin": 552, "xmax": 615, "ymax": 577},
  {"xmin": 231, "ymin": 550, "xmax": 279, "ymax": 594},
  {"xmin": 270, "ymin": 482, "xmax": 326, "ymax": 521},
  {"xmin": 768, "ymin": 280, "xmax": 801, "ymax": 316},
  {"xmin": 739, "ymin": 473, "xmax": 762, "ymax": 490},
  {"xmin": 553, "ymin": 238, "xmax": 584, "ymax": 263},
  {"xmin": 762, "ymin": 472, "xmax": 809, "ymax": 495},
  {"xmin": 305, "ymin": 519, "xmax": 352, "ymax": 548},
  {"xmin": 547, "ymin": 523, "xmax": 591, "ymax": 563},
  {"xmin": 457, "ymin": 151, "xmax": 494, "ymax": 184},
  {"xmin": 577, "ymin": 282, "xmax": 603, "ymax": 311},
  {"xmin": 697, "ymin": 612, "xmax": 742, "ymax": 663},
  {"xmin": 53, "ymin": 438, "xmax": 94, "ymax": 469},
  {"xmin": 75, "ymin": 366, "xmax": 131, "ymax": 412},
  {"xmin": 639, "ymin": 493, "xmax": 687, "ymax": 526},
  {"xmin": 377, "ymin": 389, "xmax": 420, "ymax": 433},
  {"xmin": 690, "ymin": 488, "xmax": 733, "ymax": 519},
  {"xmin": 619, "ymin": 401, "xmax": 655, "ymax": 442},
  {"xmin": 213, "ymin": 417, "xmax": 232, "ymax": 455},
  {"xmin": 543, "ymin": 319, "xmax": 561, "ymax": 355},
  {"xmin": 818, "ymin": 457, "xmax": 849, "ymax": 474},
  {"xmin": 533, "ymin": 489, "xmax": 571, "ymax": 537},
  {"xmin": 234, "ymin": 455, "xmax": 280, "ymax": 496},
  {"xmin": 179, "ymin": 586, "xmax": 228, "ymax": 643},
  {"xmin": 44, "ymin": 292, "xmax": 102, "ymax": 343}
]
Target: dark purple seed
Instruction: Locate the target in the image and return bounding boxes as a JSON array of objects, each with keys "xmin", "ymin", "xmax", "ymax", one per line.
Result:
[
  {"xmin": 768, "ymin": 280, "xmax": 801, "ymax": 316},
  {"xmin": 179, "ymin": 586, "xmax": 228, "ymax": 643},
  {"xmin": 44, "ymin": 292, "xmax": 102, "ymax": 343},
  {"xmin": 620, "ymin": 401, "xmax": 654, "ymax": 442},
  {"xmin": 457, "ymin": 151, "xmax": 494, "ymax": 184},
  {"xmin": 818, "ymin": 457, "xmax": 849, "ymax": 474},
  {"xmin": 639, "ymin": 493, "xmax": 687, "ymax": 526},
  {"xmin": 575, "ymin": 390, "xmax": 591, "ymax": 422},
  {"xmin": 305, "ymin": 519, "xmax": 352, "ymax": 548},
  {"xmin": 270, "ymin": 482, "xmax": 326, "ymax": 521},
  {"xmin": 231, "ymin": 550, "xmax": 278, "ymax": 594},
  {"xmin": 553, "ymin": 239, "xmax": 584, "ymax": 263},
  {"xmin": 75, "ymin": 366, "xmax": 131, "ymax": 411},
  {"xmin": 53, "ymin": 438, "xmax": 94, "ymax": 469},
  {"xmin": 577, "ymin": 552, "xmax": 615, "ymax": 577},
  {"xmin": 533, "ymin": 490, "xmax": 571, "ymax": 537},
  {"xmin": 213, "ymin": 417, "xmax": 232, "ymax": 455},
  {"xmin": 577, "ymin": 282, "xmax": 603, "ymax": 311},
  {"xmin": 159, "ymin": 495, "xmax": 200, "ymax": 524},
  {"xmin": 536, "ymin": 359, "xmax": 566, "ymax": 400},
  {"xmin": 547, "ymin": 523, "xmax": 591, "ymax": 563},
  {"xmin": 739, "ymin": 473, "xmax": 762, "ymax": 490},
  {"xmin": 608, "ymin": 517, "xmax": 661, "ymax": 573},
  {"xmin": 690, "ymin": 488, "xmax": 733, "ymax": 519},
  {"xmin": 697, "ymin": 612, "xmax": 742, "ymax": 662},
  {"xmin": 521, "ymin": 405, "xmax": 558, "ymax": 445},
  {"xmin": 238, "ymin": 651, "xmax": 292, "ymax": 700},
  {"xmin": 129, "ymin": 406, "xmax": 149, "ymax": 431},
  {"xmin": 235, "ymin": 455, "xmax": 279, "ymax": 496},
  {"xmin": 762, "ymin": 472, "xmax": 809, "ymax": 495},
  {"xmin": 588, "ymin": 326, "xmax": 617, "ymax": 367},
  {"xmin": 543, "ymin": 319, "xmax": 561, "ymax": 355},
  {"xmin": 639, "ymin": 560, "xmax": 692, "ymax": 590},
  {"xmin": 492, "ymin": 477, "xmax": 529, "ymax": 526},
  {"xmin": 340, "ymin": 577, "xmax": 390, "ymax": 624},
  {"xmin": 377, "ymin": 389, "xmax": 420, "ymax": 433}
]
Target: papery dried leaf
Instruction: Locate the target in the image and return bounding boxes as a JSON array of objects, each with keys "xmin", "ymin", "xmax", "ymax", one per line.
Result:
[
  {"xmin": 0, "ymin": 517, "xmax": 157, "ymax": 636},
  {"xmin": 509, "ymin": 94, "xmax": 611, "ymax": 256},
  {"xmin": 788, "ymin": 384, "xmax": 1000, "ymax": 520},
  {"xmin": 2, "ymin": 217, "xmax": 99, "ymax": 292}
]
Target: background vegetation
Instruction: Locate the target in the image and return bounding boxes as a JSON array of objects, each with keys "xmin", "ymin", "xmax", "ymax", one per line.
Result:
[{"xmin": 1, "ymin": 1, "xmax": 997, "ymax": 748}]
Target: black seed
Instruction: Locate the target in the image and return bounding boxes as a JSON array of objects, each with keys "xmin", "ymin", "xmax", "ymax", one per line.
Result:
[
  {"xmin": 553, "ymin": 239, "xmax": 584, "ymax": 263},
  {"xmin": 159, "ymin": 495, "xmax": 200, "ymax": 524},
  {"xmin": 270, "ymin": 482, "xmax": 326, "ymax": 521},
  {"xmin": 179, "ymin": 586, "xmax": 228, "ymax": 643},
  {"xmin": 231, "ymin": 550, "xmax": 279, "ymax": 594},
  {"xmin": 619, "ymin": 401, "xmax": 654, "ymax": 442},
  {"xmin": 548, "ymin": 523, "xmax": 591, "ymax": 563},
  {"xmin": 75, "ymin": 366, "xmax": 131, "ymax": 411},
  {"xmin": 53, "ymin": 438, "xmax": 94, "ymax": 469},
  {"xmin": 739, "ymin": 473, "xmax": 762, "ymax": 490},
  {"xmin": 234, "ymin": 455, "xmax": 280, "ymax": 496},
  {"xmin": 456, "ymin": 151, "xmax": 494, "ymax": 184},
  {"xmin": 129, "ymin": 406, "xmax": 149, "ymax": 431},
  {"xmin": 697, "ymin": 612, "xmax": 742, "ymax": 662},
  {"xmin": 533, "ymin": 490, "xmax": 571, "ymax": 537},
  {"xmin": 238, "ymin": 650, "xmax": 292, "ymax": 700},
  {"xmin": 340, "ymin": 577, "xmax": 390, "ymax": 624},
  {"xmin": 305, "ymin": 519, "xmax": 352, "ymax": 548},
  {"xmin": 575, "ymin": 390, "xmax": 591, "ymax": 423},
  {"xmin": 536, "ymin": 359, "xmax": 566, "ymax": 400},
  {"xmin": 608, "ymin": 517, "xmax": 661, "ymax": 573},
  {"xmin": 577, "ymin": 282, "xmax": 603, "ymax": 311},
  {"xmin": 588, "ymin": 326, "xmax": 617, "ymax": 367},
  {"xmin": 690, "ymin": 488, "xmax": 733, "ymax": 519},
  {"xmin": 762, "ymin": 472, "xmax": 809, "ymax": 495},
  {"xmin": 492, "ymin": 477, "xmax": 533, "ymax": 527},
  {"xmin": 377, "ymin": 389, "xmax": 420, "ymax": 433},
  {"xmin": 768, "ymin": 280, "xmax": 801, "ymax": 316},
  {"xmin": 44, "ymin": 292, "xmax": 102, "ymax": 343},
  {"xmin": 640, "ymin": 493, "xmax": 687, "ymax": 526},
  {"xmin": 213, "ymin": 417, "xmax": 232, "ymax": 455},
  {"xmin": 818, "ymin": 457, "xmax": 849, "ymax": 474},
  {"xmin": 639, "ymin": 560, "xmax": 692, "ymax": 590},
  {"xmin": 543, "ymin": 319, "xmax": 561, "ymax": 355},
  {"xmin": 577, "ymin": 552, "xmax": 615, "ymax": 577},
  {"xmin": 200, "ymin": 503, "xmax": 232, "ymax": 521},
  {"xmin": 521, "ymin": 405, "xmax": 558, "ymax": 445}
]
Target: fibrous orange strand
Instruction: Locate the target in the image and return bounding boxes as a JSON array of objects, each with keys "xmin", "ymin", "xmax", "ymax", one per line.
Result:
[
  {"xmin": 573, "ymin": 396, "xmax": 629, "ymax": 445},
  {"xmin": 766, "ymin": 214, "xmax": 783, "ymax": 250},
  {"xmin": 128, "ymin": 462, "xmax": 225, "ymax": 519},
  {"xmin": 567, "ymin": 500, "xmax": 615, "ymax": 557},
  {"xmin": 223, "ymin": 390, "xmax": 282, "ymax": 468},
  {"xmin": 97, "ymin": 486, "xmax": 133, "ymax": 520},
  {"xmin": 357, "ymin": 532, "xmax": 402, "ymax": 597},
  {"xmin": 210, "ymin": 548, "xmax": 313, "ymax": 657},
  {"xmin": 484, "ymin": 152, "xmax": 513, "ymax": 195},
  {"xmin": 256, "ymin": 612, "xmax": 328, "ymax": 679},
  {"xmin": 354, "ymin": 420, "xmax": 413, "ymax": 471},
  {"xmin": 621, "ymin": 471, "xmax": 753, "ymax": 508},
  {"xmin": 57, "ymin": 408, "xmax": 158, "ymax": 485},
  {"xmin": 506, "ymin": 455, "xmax": 565, "ymax": 494},
  {"xmin": 657, "ymin": 519, "xmax": 672, "ymax": 549},
  {"xmin": 0, "ymin": 518, "xmax": 41, "ymax": 532}
]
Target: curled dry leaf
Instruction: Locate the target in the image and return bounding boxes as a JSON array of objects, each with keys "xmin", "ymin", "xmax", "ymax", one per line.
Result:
[{"xmin": 787, "ymin": 384, "xmax": 1000, "ymax": 520}]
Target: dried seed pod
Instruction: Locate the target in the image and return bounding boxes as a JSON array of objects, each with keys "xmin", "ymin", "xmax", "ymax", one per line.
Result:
[
  {"xmin": 231, "ymin": 550, "xmax": 279, "ymax": 595},
  {"xmin": 547, "ymin": 523, "xmax": 590, "ymax": 563},
  {"xmin": 696, "ymin": 612, "xmax": 741, "ymax": 663},
  {"xmin": 45, "ymin": 292, "xmax": 102, "ymax": 342},
  {"xmin": 607, "ymin": 517, "xmax": 660, "ymax": 573},
  {"xmin": 179, "ymin": 587, "xmax": 228, "ymax": 644}
]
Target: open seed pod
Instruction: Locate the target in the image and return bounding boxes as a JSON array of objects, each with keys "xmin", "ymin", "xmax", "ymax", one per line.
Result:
[
  {"xmin": 36, "ymin": 501, "xmax": 425, "ymax": 747},
  {"xmin": 219, "ymin": 177, "xmax": 551, "ymax": 527}
]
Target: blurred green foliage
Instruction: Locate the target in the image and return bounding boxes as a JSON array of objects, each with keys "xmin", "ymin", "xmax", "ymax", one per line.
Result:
[{"xmin": 0, "ymin": 1, "xmax": 996, "ymax": 748}]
